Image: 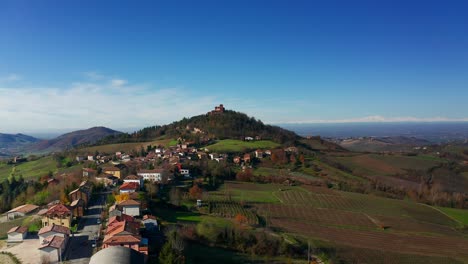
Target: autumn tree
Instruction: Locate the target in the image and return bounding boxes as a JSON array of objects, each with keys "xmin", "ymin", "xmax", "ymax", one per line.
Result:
[
  {"xmin": 189, "ymin": 184, "xmax": 203, "ymax": 200},
  {"xmin": 235, "ymin": 213, "xmax": 248, "ymax": 225},
  {"xmin": 115, "ymin": 193, "xmax": 129, "ymax": 203}
]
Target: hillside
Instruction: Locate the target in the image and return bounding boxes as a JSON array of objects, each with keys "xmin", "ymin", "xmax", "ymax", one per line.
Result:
[
  {"xmin": 0, "ymin": 133, "xmax": 40, "ymax": 147},
  {"xmin": 0, "ymin": 133, "xmax": 40, "ymax": 156},
  {"xmin": 96, "ymin": 108, "xmax": 301, "ymax": 145},
  {"xmin": 30, "ymin": 126, "xmax": 121, "ymax": 153}
]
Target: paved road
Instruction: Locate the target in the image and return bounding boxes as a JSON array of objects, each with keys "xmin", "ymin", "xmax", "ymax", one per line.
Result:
[{"xmin": 66, "ymin": 192, "xmax": 108, "ymax": 264}]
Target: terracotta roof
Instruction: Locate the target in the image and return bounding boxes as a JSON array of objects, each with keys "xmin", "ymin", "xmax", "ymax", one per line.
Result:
[
  {"xmin": 119, "ymin": 182, "xmax": 139, "ymax": 191},
  {"xmin": 105, "ymin": 221, "xmax": 140, "ymax": 238},
  {"xmin": 39, "ymin": 235, "xmax": 65, "ymax": 249},
  {"xmin": 124, "ymin": 175, "xmax": 142, "ymax": 180},
  {"xmin": 103, "ymin": 234, "xmax": 141, "ymax": 244},
  {"xmin": 38, "ymin": 224, "xmax": 71, "ymax": 236},
  {"xmin": 108, "ymin": 214, "xmax": 136, "ymax": 224},
  {"xmin": 45, "ymin": 204, "xmax": 71, "ymax": 216},
  {"xmin": 7, "ymin": 204, "xmax": 39, "ymax": 214},
  {"xmin": 118, "ymin": 199, "xmax": 140, "ymax": 206},
  {"xmin": 7, "ymin": 226, "xmax": 28, "ymax": 234}
]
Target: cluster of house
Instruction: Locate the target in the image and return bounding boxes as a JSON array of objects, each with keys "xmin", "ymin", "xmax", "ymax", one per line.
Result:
[
  {"xmin": 104, "ymin": 195, "xmax": 158, "ymax": 255},
  {"xmin": 6, "ymin": 181, "xmax": 93, "ymax": 262}
]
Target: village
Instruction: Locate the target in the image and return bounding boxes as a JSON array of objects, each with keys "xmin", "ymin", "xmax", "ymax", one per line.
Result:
[{"xmin": 0, "ymin": 127, "xmax": 295, "ymax": 264}]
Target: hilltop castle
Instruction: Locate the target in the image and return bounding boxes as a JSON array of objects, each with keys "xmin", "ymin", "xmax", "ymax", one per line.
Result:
[{"xmin": 209, "ymin": 104, "xmax": 225, "ymax": 115}]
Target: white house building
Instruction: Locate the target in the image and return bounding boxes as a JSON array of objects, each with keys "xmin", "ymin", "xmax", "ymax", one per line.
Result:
[
  {"xmin": 118, "ymin": 199, "xmax": 141, "ymax": 217},
  {"xmin": 7, "ymin": 226, "xmax": 28, "ymax": 242},
  {"xmin": 137, "ymin": 169, "xmax": 166, "ymax": 182},
  {"xmin": 123, "ymin": 174, "xmax": 144, "ymax": 187},
  {"xmin": 39, "ymin": 235, "xmax": 67, "ymax": 263}
]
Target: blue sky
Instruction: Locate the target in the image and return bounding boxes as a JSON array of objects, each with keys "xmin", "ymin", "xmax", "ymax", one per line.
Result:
[{"xmin": 1, "ymin": 0, "xmax": 467, "ymax": 133}]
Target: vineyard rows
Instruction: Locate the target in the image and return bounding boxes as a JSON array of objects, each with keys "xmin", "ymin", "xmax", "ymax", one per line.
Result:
[{"xmin": 208, "ymin": 201, "xmax": 259, "ymax": 225}]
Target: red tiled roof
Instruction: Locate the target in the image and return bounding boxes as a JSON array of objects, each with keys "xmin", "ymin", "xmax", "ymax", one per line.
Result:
[
  {"xmin": 103, "ymin": 234, "xmax": 141, "ymax": 244},
  {"xmin": 105, "ymin": 221, "xmax": 140, "ymax": 238},
  {"xmin": 38, "ymin": 224, "xmax": 71, "ymax": 236},
  {"xmin": 45, "ymin": 204, "xmax": 71, "ymax": 216},
  {"xmin": 7, "ymin": 226, "xmax": 28, "ymax": 234},
  {"xmin": 39, "ymin": 235, "xmax": 65, "ymax": 249},
  {"xmin": 124, "ymin": 174, "xmax": 142, "ymax": 180},
  {"xmin": 119, "ymin": 182, "xmax": 139, "ymax": 191}
]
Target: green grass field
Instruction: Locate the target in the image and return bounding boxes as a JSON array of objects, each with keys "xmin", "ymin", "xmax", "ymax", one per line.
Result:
[
  {"xmin": 436, "ymin": 207, "xmax": 468, "ymax": 226},
  {"xmin": 0, "ymin": 156, "xmax": 57, "ymax": 181},
  {"xmin": 0, "ymin": 156, "xmax": 85, "ymax": 181},
  {"xmin": 205, "ymin": 139, "xmax": 280, "ymax": 153}
]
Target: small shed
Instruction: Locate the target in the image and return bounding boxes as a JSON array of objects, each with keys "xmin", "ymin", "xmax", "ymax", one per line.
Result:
[{"xmin": 7, "ymin": 226, "xmax": 28, "ymax": 242}]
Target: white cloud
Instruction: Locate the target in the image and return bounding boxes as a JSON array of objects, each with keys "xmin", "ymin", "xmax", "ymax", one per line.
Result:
[
  {"xmin": 83, "ymin": 71, "xmax": 105, "ymax": 80},
  {"xmin": 0, "ymin": 73, "xmax": 21, "ymax": 82},
  {"xmin": 0, "ymin": 78, "xmax": 217, "ymax": 133},
  {"xmin": 276, "ymin": 115, "xmax": 468, "ymax": 124},
  {"xmin": 110, "ymin": 79, "xmax": 127, "ymax": 87}
]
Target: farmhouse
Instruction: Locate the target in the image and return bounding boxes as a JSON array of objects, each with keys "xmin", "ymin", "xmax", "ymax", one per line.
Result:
[
  {"xmin": 7, "ymin": 226, "xmax": 28, "ymax": 242},
  {"xmin": 41, "ymin": 204, "xmax": 73, "ymax": 228},
  {"xmin": 38, "ymin": 224, "xmax": 70, "ymax": 241},
  {"xmin": 39, "ymin": 235, "xmax": 67, "ymax": 263},
  {"xmin": 69, "ymin": 182, "xmax": 92, "ymax": 207},
  {"xmin": 124, "ymin": 174, "xmax": 144, "ymax": 187},
  {"xmin": 6, "ymin": 204, "xmax": 39, "ymax": 220},
  {"xmin": 118, "ymin": 199, "xmax": 141, "ymax": 217},
  {"xmin": 103, "ymin": 167, "xmax": 122, "ymax": 179},
  {"xmin": 119, "ymin": 182, "xmax": 140, "ymax": 194}
]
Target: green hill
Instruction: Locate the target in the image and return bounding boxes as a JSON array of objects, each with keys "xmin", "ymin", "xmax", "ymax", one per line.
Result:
[{"xmin": 95, "ymin": 109, "xmax": 300, "ymax": 145}]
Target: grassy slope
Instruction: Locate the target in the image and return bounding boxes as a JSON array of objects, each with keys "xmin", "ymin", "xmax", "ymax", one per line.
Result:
[
  {"xmin": 206, "ymin": 139, "xmax": 280, "ymax": 153},
  {"xmin": 0, "ymin": 156, "xmax": 56, "ymax": 181},
  {"xmin": 436, "ymin": 207, "xmax": 468, "ymax": 226},
  {"xmin": 0, "ymin": 156, "xmax": 84, "ymax": 181}
]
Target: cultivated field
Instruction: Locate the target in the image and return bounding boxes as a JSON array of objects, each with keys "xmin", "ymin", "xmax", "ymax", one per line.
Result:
[
  {"xmin": 207, "ymin": 201, "xmax": 259, "ymax": 225},
  {"xmin": 216, "ymin": 181, "xmax": 468, "ymax": 263},
  {"xmin": 333, "ymin": 153, "xmax": 442, "ymax": 177}
]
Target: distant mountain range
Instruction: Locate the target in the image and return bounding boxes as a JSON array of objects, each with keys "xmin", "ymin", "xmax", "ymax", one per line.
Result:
[{"xmin": 0, "ymin": 127, "xmax": 121, "ymax": 156}]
